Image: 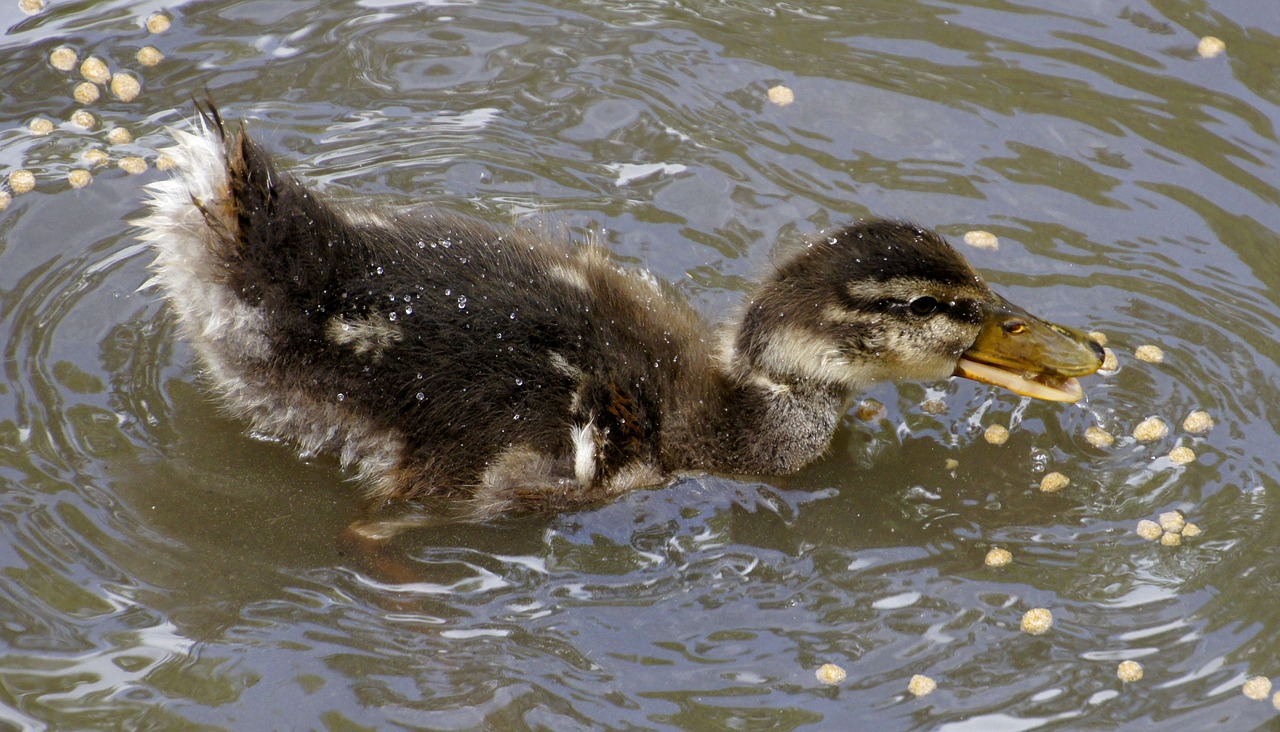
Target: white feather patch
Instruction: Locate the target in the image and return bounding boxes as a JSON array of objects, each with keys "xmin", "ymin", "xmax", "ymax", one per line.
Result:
[{"xmin": 569, "ymin": 422, "xmax": 597, "ymax": 487}]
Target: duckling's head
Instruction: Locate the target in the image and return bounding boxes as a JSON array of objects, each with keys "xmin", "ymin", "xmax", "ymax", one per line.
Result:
[{"xmin": 732, "ymin": 219, "xmax": 1103, "ymax": 401}]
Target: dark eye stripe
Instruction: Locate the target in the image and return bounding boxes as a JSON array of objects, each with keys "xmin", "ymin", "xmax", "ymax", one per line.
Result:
[
  {"xmin": 946, "ymin": 299, "xmax": 983, "ymax": 324},
  {"xmin": 840, "ymin": 286, "xmax": 983, "ymax": 325}
]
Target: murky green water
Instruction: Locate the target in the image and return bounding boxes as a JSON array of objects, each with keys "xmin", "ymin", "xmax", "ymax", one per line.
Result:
[{"xmin": 2, "ymin": 0, "xmax": 1279, "ymax": 728}]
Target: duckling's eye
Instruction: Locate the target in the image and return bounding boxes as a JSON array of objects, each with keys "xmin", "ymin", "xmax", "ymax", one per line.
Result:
[{"xmin": 908, "ymin": 296, "xmax": 940, "ymax": 316}]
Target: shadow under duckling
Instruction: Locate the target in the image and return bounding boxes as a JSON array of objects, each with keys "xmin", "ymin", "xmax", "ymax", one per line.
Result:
[{"xmin": 138, "ymin": 104, "xmax": 1103, "ymax": 525}]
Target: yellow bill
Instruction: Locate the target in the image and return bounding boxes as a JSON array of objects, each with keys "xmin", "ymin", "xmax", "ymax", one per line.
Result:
[{"xmin": 954, "ymin": 293, "xmax": 1103, "ymax": 403}]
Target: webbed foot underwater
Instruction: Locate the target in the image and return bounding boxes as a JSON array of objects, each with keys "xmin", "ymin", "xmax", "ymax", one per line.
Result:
[{"xmin": 138, "ymin": 105, "xmax": 1103, "ymax": 521}]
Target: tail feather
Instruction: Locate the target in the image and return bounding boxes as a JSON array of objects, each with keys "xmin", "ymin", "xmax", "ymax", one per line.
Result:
[
  {"xmin": 136, "ymin": 105, "xmax": 274, "ymax": 363},
  {"xmin": 138, "ymin": 102, "xmax": 363, "ymax": 357},
  {"xmin": 140, "ymin": 114, "xmax": 239, "ymax": 265},
  {"xmin": 138, "ymin": 104, "xmax": 411, "ymax": 500}
]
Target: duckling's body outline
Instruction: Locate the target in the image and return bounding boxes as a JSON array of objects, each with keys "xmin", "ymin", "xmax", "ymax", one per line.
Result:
[{"xmin": 139, "ymin": 106, "xmax": 1102, "ymax": 521}]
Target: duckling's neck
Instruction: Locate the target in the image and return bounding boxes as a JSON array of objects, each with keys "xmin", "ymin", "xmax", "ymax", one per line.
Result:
[
  {"xmin": 667, "ymin": 361, "xmax": 847, "ymax": 477},
  {"xmin": 713, "ymin": 373, "xmax": 847, "ymax": 475}
]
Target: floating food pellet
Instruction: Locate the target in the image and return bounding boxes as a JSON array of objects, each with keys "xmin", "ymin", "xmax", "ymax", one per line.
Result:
[
  {"xmin": 28, "ymin": 117, "xmax": 54, "ymax": 135},
  {"xmin": 106, "ymin": 126, "xmax": 133, "ymax": 145},
  {"xmin": 855, "ymin": 399, "xmax": 885, "ymax": 421},
  {"xmin": 79, "ymin": 56, "xmax": 111, "ymax": 84},
  {"xmin": 984, "ymin": 424, "xmax": 1010, "ymax": 445},
  {"xmin": 0, "ymin": 191, "xmax": 11, "ymax": 210},
  {"xmin": 920, "ymin": 399, "xmax": 946, "ymax": 415},
  {"xmin": 1136, "ymin": 520, "xmax": 1162, "ymax": 541},
  {"xmin": 8, "ymin": 169, "xmax": 35, "ymax": 194},
  {"xmin": 118, "ymin": 156, "xmax": 148, "ymax": 175},
  {"xmin": 907, "ymin": 674, "xmax": 937, "ymax": 697},
  {"xmin": 815, "ymin": 663, "xmax": 846, "ymax": 685},
  {"xmin": 1100, "ymin": 347, "xmax": 1118, "ymax": 372},
  {"xmin": 1243, "ymin": 676, "xmax": 1272, "ymax": 701},
  {"xmin": 1133, "ymin": 417, "xmax": 1168, "ymax": 442},
  {"xmin": 1084, "ymin": 426, "xmax": 1114, "ymax": 448},
  {"xmin": 70, "ymin": 110, "xmax": 96, "ymax": 129},
  {"xmin": 1272, "ymin": 690, "xmax": 1280, "ymax": 711},
  {"xmin": 1198, "ymin": 36, "xmax": 1226, "ymax": 59},
  {"xmin": 1117, "ymin": 660, "xmax": 1143, "ymax": 682},
  {"xmin": 73, "ymin": 81, "xmax": 101, "ymax": 104},
  {"xmin": 1168, "ymin": 446, "xmax": 1196, "ymax": 464},
  {"xmin": 146, "ymin": 12, "xmax": 171, "ymax": 33},
  {"xmin": 1158, "ymin": 511, "xmax": 1185, "ymax": 533},
  {"xmin": 984, "ymin": 547, "xmax": 1012, "ymax": 567},
  {"xmin": 155, "ymin": 154, "xmax": 177, "ymax": 171},
  {"xmin": 110, "ymin": 72, "xmax": 141, "ymax": 102},
  {"xmin": 136, "ymin": 46, "xmax": 164, "ymax": 66},
  {"xmin": 1021, "ymin": 608, "xmax": 1053, "ymax": 635},
  {"xmin": 767, "ymin": 85, "xmax": 794, "ymax": 106},
  {"xmin": 1160, "ymin": 531, "xmax": 1182, "ymax": 546},
  {"xmin": 1134, "ymin": 345, "xmax": 1164, "ymax": 363},
  {"xmin": 82, "ymin": 148, "xmax": 109, "ymax": 167},
  {"xmin": 50, "ymin": 46, "xmax": 78, "ymax": 71},
  {"xmin": 1181, "ymin": 522, "xmax": 1201, "ymax": 538},
  {"xmin": 1088, "ymin": 331, "xmax": 1108, "ymax": 347},
  {"xmin": 19, "ymin": 0, "xmax": 45, "ymax": 15},
  {"xmin": 1183, "ymin": 410, "xmax": 1214, "ymax": 434},
  {"xmin": 67, "ymin": 169, "xmax": 92, "ymax": 189},
  {"xmin": 1039, "ymin": 472, "xmax": 1070, "ymax": 493},
  {"xmin": 944, "ymin": 458, "xmax": 959, "ymax": 470},
  {"xmin": 963, "ymin": 230, "xmax": 999, "ymax": 251}
]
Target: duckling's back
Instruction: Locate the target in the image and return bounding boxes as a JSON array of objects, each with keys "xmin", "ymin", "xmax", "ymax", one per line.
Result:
[{"xmin": 139, "ymin": 111, "xmax": 716, "ymax": 518}]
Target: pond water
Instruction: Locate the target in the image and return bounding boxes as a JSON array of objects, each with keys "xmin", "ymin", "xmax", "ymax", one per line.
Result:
[{"xmin": 2, "ymin": 0, "xmax": 1280, "ymax": 729}]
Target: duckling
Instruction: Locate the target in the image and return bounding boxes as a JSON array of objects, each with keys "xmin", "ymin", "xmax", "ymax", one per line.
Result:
[{"xmin": 138, "ymin": 105, "xmax": 1103, "ymax": 521}]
